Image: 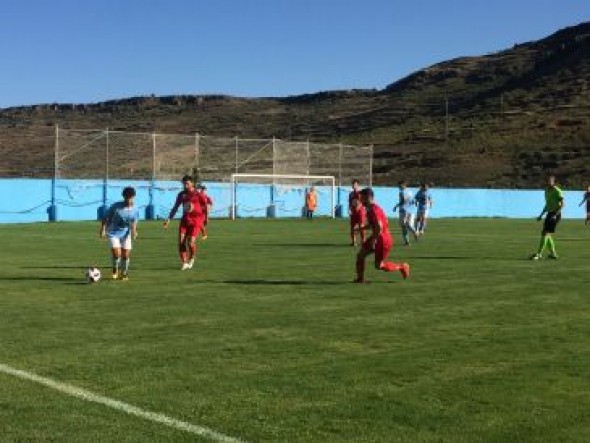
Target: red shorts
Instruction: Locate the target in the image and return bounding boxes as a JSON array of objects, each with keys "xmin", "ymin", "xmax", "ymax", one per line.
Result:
[
  {"xmin": 179, "ymin": 217, "xmax": 204, "ymax": 238},
  {"xmin": 350, "ymin": 212, "xmax": 366, "ymax": 228},
  {"xmin": 363, "ymin": 235, "xmax": 392, "ymax": 264}
]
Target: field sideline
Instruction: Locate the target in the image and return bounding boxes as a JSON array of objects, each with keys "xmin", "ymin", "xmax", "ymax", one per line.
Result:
[{"xmin": 0, "ymin": 218, "xmax": 589, "ymax": 442}]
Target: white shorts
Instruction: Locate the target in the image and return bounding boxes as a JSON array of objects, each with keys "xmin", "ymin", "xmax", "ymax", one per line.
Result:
[
  {"xmin": 399, "ymin": 211, "xmax": 415, "ymax": 227},
  {"xmin": 108, "ymin": 235, "xmax": 132, "ymax": 250}
]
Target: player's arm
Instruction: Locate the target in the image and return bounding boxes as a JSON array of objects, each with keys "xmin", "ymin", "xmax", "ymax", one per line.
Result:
[
  {"xmin": 366, "ymin": 218, "xmax": 381, "ymax": 247},
  {"xmin": 131, "ymin": 221, "xmax": 138, "ymax": 240},
  {"xmin": 554, "ymin": 189, "xmax": 565, "ymax": 215},
  {"xmin": 579, "ymin": 195, "xmax": 587, "ymax": 207},
  {"xmin": 100, "ymin": 206, "xmax": 113, "ymax": 238},
  {"xmin": 537, "ymin": 202, "xmax": 548, "ymax": 220},
  {"xmin": 164, "ymin": 194, "xmax": 182, "ymax": 228},
  {"xmin": 393, "ymin": 193, "xmax": 401, "ymax": 211}
]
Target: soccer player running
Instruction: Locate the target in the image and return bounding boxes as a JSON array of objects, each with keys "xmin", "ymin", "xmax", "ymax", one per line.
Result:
[
  {"xmin": 198, "ymin": 185, "xmax": 213, "ymax": 240},
  {"xmin": 349, "ymin": 179, "xmax": 366, "ymax": 246},
  {"xmin": 100, "ymin": 186, "xmax": 140, "ymax": 281},
  {"xmin": 355, "ymin": 188, "xmax": 410, "ymax": 283},
  {"xmin": 530, "ymin": 175, "xmax": 565, "ymax": 260},
  {"xmin": 163, "ymin": 175, "xmax": 208, "ymax": 270},
  {"xmin": 393, "ymin": 180, "xmax": 418, "ymax": 245},
  {"xmin": 579, "ymin": 185, "xmax": 590, "ymax": 226},
  {"xmin": 414, "ymin": 182, "xmax": 433, "ymax": 236}
]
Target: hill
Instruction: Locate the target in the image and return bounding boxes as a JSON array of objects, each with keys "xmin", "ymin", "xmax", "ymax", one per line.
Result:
[{"xmin": 1, "ymin": 21, "xmax": 589, "ymax": 187}]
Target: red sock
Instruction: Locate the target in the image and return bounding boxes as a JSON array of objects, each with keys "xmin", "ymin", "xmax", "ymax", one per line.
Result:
[
  {"xmin": 381, "ymin": 261, "xmax": 402, "ymax": 272},
  {"xmin": 188, "ymin": 242, "xmax": 196, "ymax": 259}
]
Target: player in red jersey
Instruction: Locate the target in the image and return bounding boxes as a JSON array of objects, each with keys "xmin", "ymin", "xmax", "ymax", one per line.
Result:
[
  {"xmin": 198, "ymin": 185, "xmax": 213, "ymax": 240},
  {"xmin": 163, "ymin": 175, "xmax": 208, "ymax": 270},
  {"xmin": 354, "ymin": 188, "xmax": 410, "ymax": 283},
  {"xmin": 349, "ymin": 179, "xmax": 366, "ymax": 246}
]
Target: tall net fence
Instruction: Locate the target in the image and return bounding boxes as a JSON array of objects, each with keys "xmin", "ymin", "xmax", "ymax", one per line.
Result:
[{"xmin": 55, "ymin": 128, "xmax": 373, "ymax": 185}]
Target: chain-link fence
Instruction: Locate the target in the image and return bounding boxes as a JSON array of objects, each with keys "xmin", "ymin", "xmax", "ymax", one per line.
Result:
[{"xmin": 56, "ymin": 127, "xmax": 373, "ymax": 186}]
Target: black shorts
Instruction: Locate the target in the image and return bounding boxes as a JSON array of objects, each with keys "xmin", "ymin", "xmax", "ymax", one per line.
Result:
[{"xmin": 543, "ymin": 212, "xmax": 561, "ymax": 233}]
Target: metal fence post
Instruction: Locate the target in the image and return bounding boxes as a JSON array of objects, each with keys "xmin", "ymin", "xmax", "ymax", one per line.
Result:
[
  {"xmin": 369, "ymin": 144, "xmax": 374, "ymax": 187},
  {"xmin": 97, "ymin": 128, "xmax": 109, "ymax": 220},
  {"xmin": 145, "ymin": 132, "xmax": 157, "ymax": 220},
  {"xmin": 235, "ymin": 135, "xmax": 239, "ymax": 175},
  {"xmin": 194, "ymin": 132, "xmax": 200, "ymax": 179},
  {"xmin": 48, "ymin": 124, "xmax": 59, "ymax": 221}
]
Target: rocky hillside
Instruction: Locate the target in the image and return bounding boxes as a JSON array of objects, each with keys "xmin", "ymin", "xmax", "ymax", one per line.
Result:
[{"xmin": 1, "ymin": 21, "xmax": 589, "ymax": 187}]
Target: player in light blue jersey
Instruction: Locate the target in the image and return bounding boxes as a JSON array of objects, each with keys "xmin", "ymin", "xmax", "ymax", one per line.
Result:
[
  {"xmin": 100, "ymin": 187, "xmax": 140, "ymax": 280},
  {"xmin": 393, "ymin": 180, "xmax": 418, "ymax": 245},
  {"xmin": 414, "ymin": 183, "xmax": 433, "ymax": 236}
]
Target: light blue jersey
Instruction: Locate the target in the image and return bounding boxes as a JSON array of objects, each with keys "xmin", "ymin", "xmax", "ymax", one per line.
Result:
[
  {"xmin": 415, "ymin": 189, "xmax": 432, "ymax": 211},
  {"xmin": 105, "ymin": 202, "xmax": 140, "ymax": 238},
  {"xmin": 398, "ymin": 189, "xmax": 414, "ymax": 213}
]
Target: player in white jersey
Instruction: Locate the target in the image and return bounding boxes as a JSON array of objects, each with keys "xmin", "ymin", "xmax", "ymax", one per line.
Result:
[
  {"xmin": 100, "ymin": 187, "xmax": 140, "ymax": 280},
  {"xmin": 394, "ymin": 181, "xmax": 418, "ymax": 245}
]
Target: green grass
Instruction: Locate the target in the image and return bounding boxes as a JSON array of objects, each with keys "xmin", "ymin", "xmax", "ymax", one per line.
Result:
[{"xmin": 0, "ymin": 218, "xmax": 589, "ymax": 442}]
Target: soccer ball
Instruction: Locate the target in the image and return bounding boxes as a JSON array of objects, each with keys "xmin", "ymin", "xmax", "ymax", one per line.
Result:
[{"xmin": 85, "ymin": 267, "xmax": 101, "ymax": 283}]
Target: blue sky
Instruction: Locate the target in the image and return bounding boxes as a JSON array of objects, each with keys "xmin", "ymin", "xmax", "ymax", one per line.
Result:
[{"xmin": 0, "ymin": 0, "xmax": 588, "ymax": 108}]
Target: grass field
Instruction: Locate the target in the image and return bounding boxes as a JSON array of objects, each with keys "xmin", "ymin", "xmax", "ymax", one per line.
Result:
[{"xmin": 0, "ymin": 218, "xmax": 589, "ymax": 442}]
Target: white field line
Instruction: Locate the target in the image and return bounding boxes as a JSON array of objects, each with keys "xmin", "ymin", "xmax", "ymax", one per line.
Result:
[{"xmin": 0, "ymin": 363, "xmax": 244, "ymax": 443}]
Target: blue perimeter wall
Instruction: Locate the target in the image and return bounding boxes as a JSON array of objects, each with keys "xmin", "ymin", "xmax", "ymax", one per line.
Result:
[{"xmin": 0, "ymin": 178, "xmax": 586, "ymax": 223}]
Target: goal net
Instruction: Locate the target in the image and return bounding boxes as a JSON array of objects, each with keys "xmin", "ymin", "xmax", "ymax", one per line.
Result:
[{"xmin": 230, "ymin": 174, "xmax": 336, "ymax": 219}]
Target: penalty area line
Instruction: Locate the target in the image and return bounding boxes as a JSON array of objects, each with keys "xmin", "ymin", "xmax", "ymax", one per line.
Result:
[{"xmin": 0, "ymin": 363, "xmax": 244, "ymax": 443}]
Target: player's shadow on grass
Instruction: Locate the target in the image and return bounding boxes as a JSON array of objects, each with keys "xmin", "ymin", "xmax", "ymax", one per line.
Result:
[
  {"xmin": 22, "ymin": 265, "xmax": 89, "ymax": 270},
  {"xmin": 222, "ymin": 279, "xmax": 346, "ymax": 285},
  {"xmin": 411, "ymin": 256, "xmax": 473, "ymax": 260},
  {"xmin": 1, "ymin": 276, "xmax": 86, "ymax": 284},
  {"xmin": 253, "ymin": 243, "xmax": 350, "ymax": 248}
]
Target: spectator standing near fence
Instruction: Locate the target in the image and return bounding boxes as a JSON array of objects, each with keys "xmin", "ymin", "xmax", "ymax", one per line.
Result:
[{"xmin": 305, "ymin": 187, "xmax": 318, "ymax": 219}]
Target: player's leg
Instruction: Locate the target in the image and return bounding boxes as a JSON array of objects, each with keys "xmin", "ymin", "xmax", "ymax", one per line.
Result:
[
  {"xmin": 547, "ymin": 213, "xmax": 560, "ymax": 259},
  {"xmin": 200, "ymin": 217, "xmax": 208, "ymax": 240},
  {"xmin": 359, "ymin": 214, "xmax": 366, "ymax": 243},
  {"xmin": 186, "ymin": 220, "xmax": 202, "ymax": 269},
  {"xmin": 178, "ymin": 225, "xmax": 189, "ymax": 269},
  {"xmin": 414, "ymin": 212, "xmax": 421, "ymax": 234},
  {"xmin": 107, "ymin": 236, "xmax": 122, "ymax": 279},
  {"xmin": 350, "ymin": 216, "xmax": 358, "ymax": 246},
  {"xmin": 406, "ymin": 212, "xmax": 419, "ymax": 239},
  {"xmin": 399, "ymin": 212, "xmax": 410, "ymax": 245},
  {"xmin": 355, "ymin": 239, "xmax": 373, "ymax": 283},
  {"xmin": 422, "ymin": 210, "xmax": 429, "ymax": 234},
  {"xmin": 120, "ymin": 239, "xmax": 132, "ymax": 280},
  {"xmin": 375, "ymin": 238, "xmax": 410, "ymax": 278},
  {"xmin": 532, "ymin": 214, "xmax": 554, "ymax": 259},
  {"xmin": 186, "ymin": 236, "xmax": 197, "ymax": 268}
]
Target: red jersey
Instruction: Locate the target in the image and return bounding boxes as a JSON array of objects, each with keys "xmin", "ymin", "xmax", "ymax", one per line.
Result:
[
  {"xmin": 367, "ymin": 203, "xmax": 391, "ymax": 241},
  {"xmin": 349, "ymin": 190, "xmax": 363, "ymax": 214},
  {"xmin": 169, "ymin": 190, "xmax": 207, "ymax": 221}
]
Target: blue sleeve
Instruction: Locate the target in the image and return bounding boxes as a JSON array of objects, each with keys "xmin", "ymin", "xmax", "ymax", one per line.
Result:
[
  {"xmin": 133, "ymin": 208, "xmax": 140, "ymax": 222},
  {"xmin": 104, "ymin": 204, "xmax": 116, "ymax": 222}
]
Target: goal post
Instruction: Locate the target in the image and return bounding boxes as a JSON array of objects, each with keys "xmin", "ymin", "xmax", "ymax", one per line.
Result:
[{"xmin": 230, "ymin": 173, "xmax": 336, "ymax": 220}]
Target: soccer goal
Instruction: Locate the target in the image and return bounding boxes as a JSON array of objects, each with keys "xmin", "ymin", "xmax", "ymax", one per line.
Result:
[{"xmin": 230, "ymin": 173, "xmax": 336, "ymax": 219}]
